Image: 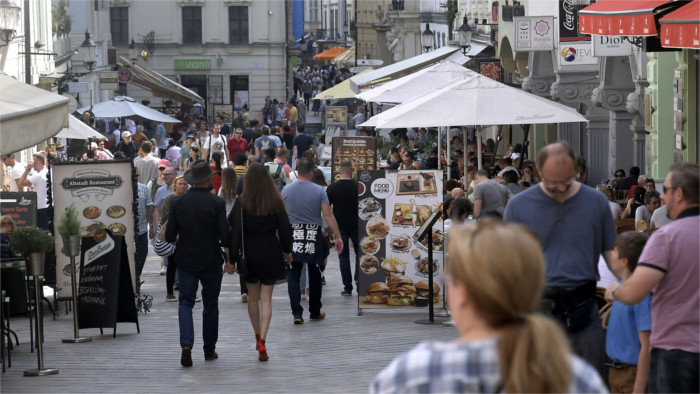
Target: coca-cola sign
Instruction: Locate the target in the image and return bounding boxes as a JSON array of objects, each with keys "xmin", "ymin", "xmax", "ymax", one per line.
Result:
[{"xmin": 559, "ymin": 0, "xmax": 590, "ymax": 42}]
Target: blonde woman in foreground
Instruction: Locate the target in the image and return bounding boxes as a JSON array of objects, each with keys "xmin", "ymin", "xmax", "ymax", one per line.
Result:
[{"xmin": 371, "ymin": 222, "xmax": 607, "ymax": 393}]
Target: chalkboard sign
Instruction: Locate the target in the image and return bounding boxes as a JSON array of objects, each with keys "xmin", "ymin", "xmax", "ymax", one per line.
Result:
[
  {"xmin": 78, "ymin": 231, "xmax": 139, "ymax": 336},
  {"xmin": 0, "ymin": 192, "xmax": 37, "ymax": 228}
]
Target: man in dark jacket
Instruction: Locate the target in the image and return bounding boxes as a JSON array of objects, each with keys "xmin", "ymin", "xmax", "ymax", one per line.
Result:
[{"xmin": 166, "ymin": 160, "xmax": 231, "ymax": 367}]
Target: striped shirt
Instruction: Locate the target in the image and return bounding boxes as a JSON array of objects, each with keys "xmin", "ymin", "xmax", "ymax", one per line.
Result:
[{"xmin": 370, "ymin": 339, "xmax": 608, "ymax": 394}]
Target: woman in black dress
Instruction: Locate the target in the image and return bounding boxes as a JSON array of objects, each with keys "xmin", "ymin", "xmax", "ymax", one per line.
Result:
[{"xmin": 229, "ymin": 163, "xmax": 292, "ymax": 361}]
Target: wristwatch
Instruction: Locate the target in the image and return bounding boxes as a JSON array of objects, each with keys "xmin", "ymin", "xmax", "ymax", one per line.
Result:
[{"xmin": 611, "ymin": 284, "xmax": 621, "ymax": 301}]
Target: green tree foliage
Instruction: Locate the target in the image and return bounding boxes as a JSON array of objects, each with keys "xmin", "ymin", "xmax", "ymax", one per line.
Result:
[
  {"xmin": 56, "ymin": 203, "xmax": 82, "ymax": 237},
  {"xmin": 9, "ymin": 227, "xmax": 55, "ymax": 255},
  {"xmin": 52, "ymin": 0, "xmax": 72, "ymax": 35},
  {"xmin": 441, "ymin": 0, "xmax": 458, "ymax": 41}
]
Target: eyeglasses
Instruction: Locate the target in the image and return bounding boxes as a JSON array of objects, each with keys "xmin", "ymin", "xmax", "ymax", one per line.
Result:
[
  {"xmin": 663, "ymin": 185, "xmax": 678, "ymax": 194},
  {"xmin": 541, "ymin": 175, "xmax": 576, "ymax": 187}
]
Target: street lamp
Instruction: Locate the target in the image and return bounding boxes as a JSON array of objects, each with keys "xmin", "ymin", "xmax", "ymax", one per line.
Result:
[
  {"xmin": 78, "ymin": 30, "xmax": 97, "ymax": 71},
  {"xmin": 128, "ymin": 38, "xmax": 138, "ymax": 62},
  {"xmin": 0, "ymin": 0, "xmax": 20, "ymax": 47},
  {"xmin": 458, "ymin": 16, "xmax": 473, "ymax": 55},
  {"xmin": 421, "ymin": 23, "xmax": 434, "ymax": 53}
]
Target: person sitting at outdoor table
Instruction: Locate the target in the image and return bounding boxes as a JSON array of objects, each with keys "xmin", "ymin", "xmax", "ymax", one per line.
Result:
[
  {"xmin": 1, "ymin": 215, "xmax": 16, "ymax": 259},
  {"xmin": 635, "ymin": 190, "xmax": 661, "ymax": 231},
  {"xmin": 596, "ymin": 184, "xmax": 622, "ymax": 220},
  {"xmin": 450, "ymin": 150, "xmax": 464, "ymax": 180},
  {"xmin": 622, "ymin": 187, "xmax": 647, "ymax": 219},
  {"xmin": 616, "ymin": 166, "xmax": 640, "ymax": 192},
  {"xmin": 627, "ymin": 175, "xmax": 652, "ymax": 201},
  {"xmin": 518, "ymin": 165, "xmax": 540, "ymax": 187},
  {"xmin": 371, "ymin": 222, "xmax": 607, "ymax": 393},
  {"xmin": 386, "ymin": 151, "xmax": 401, "ymax": 170},
  {"xmin": 398, "ymin": 151, "xmax": 415, "ymax": 170},
  {"xmin": 97, "ymin": 138, "xmax": 114, "ymax": 159}
]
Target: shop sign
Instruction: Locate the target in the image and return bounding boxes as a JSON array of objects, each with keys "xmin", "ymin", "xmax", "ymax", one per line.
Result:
[
  {"xmin": 99, "ymin": 71, "xmax": 119, "ymax": 90},
  {"xmin": 557, "ymin": 43, "xmax": 598, "ymax": 67},
  {"xmin": 118, "ymin": 67, "xmax": 133, "ymax": 83},
  {"xmin": 514, "ymin": 16, "xmax": 555, "ymax": 51},
  {"xmin": 559, "ymin": 0, "xmax": 590, "ymax": 42},
  {"xmin": 592, "ymin": 35, "xmax": 633, "ymax": 57},
  {"xmin": 68, "ymin": 82, "xmax": 89, "ymax": 93},
  {"xmin": 174, "ymin": 59, "xmax": 211, "ymax": 71}
]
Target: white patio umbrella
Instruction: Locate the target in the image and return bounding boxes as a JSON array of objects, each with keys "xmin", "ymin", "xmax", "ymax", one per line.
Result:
[
  {"xmin": 0, "ymin": 74, "xmax": 70, "ymax": 156},
  {"xmin": 77, "ymin": 96, "xmax": 181, "ymax": 123},
  {"xmin": 359, "ymin": 73, "xmax": 588, "ymax": 129},
  {"xmin": 356, "ymin": 61, "xmax": 478, "ymax": 104},
  {"xmin": 55, "ymin": 115, "xmax": 105, "ymax": 140}
]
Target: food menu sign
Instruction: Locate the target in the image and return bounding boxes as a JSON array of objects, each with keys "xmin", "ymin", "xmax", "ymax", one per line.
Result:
[
  {"xmin": 325, "ymin": 106, "xmax": 347, "ymax": 125},
  {"xmin": 52, "ymin": 161, "xmax": 136, "ymax": 299},
  {"xmin": 331, "ymin": 136, "xmax": 377, "ymax": 182},
  {"xmin": 356, "ymin": 169, "xmax": 444, "ymax": 310}
]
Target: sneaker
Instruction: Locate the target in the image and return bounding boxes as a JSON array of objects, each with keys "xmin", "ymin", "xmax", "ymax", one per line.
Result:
[
  {"xmin": 195, "ymin": 297, "xmax": 202, "ymax": 303},
  {"xmin": 309, "ymin": 312, "xmax": 326, "ymax": 321},
  {"xmin": 293, "ymin": 315, "xmax": 304, "ymax": 324},
  {"xmin": 204, "ymin": 351, "xmax": 218, "ymax": 361},
  {"xmin": 241, "ymin": 294, "xmax": 248, "ymax": 303},
  {"xmin": 160, "ymin": 264, "xmax": 166, "ymax": 276},
  {"xmin": 322, "ymin": 278, "xmax": 327, "ymax": 286},
  {"xmin": 340, "ymin": 290, "xmax": 352, "ymax": 296},
  {"xmin": 166, "ymin": 294, "xmax": 177, "ymax": 302},
  {"xmin": 181, "ymin": 346, "xmax": 192, "ymax": 367},
  {"xmin": 173, "ymin": 282, "xmax": 179, "ymax": 290}
]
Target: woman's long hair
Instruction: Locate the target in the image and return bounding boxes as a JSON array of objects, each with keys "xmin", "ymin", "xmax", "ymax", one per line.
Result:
[
  {"xmin": 239, "ymin": 163, "xmax": 285, "ymax": 216},
  {"xmin": 220, "ymin": 167, "xmax": 237, "ymax": 202},
  {"xmin": 447, "ymin": 223, "xmax": 572, "ymax": 393},
  {"xmin": 211, "ymin": 151, "xmax": 222, "ymax": 173}
]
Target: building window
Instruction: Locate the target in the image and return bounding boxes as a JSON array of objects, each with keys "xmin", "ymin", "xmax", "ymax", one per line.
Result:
[
  {"xmin": 182, "ymin": 6, "xmax": 202, "ymax": 45},
  {"xmin": 228, "ymin": 6, "xmax": 248, "ymax": 45},
  {"xmin": 110, "ymin": 7, "xmax": 128, "ymax": 46},
  {"xmin": 230, "ymin": 75, "xmax": 249, "ymax": 111}
]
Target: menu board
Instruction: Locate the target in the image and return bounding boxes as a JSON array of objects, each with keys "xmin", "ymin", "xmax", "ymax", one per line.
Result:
[
  {"xmin": 52, "ymin": 161, "xmax": 136, "ymax": 299},
  {"xmin": 0, "ymin": 192, "xmax": 37, "ymax": 228},
  {"xmin": 325, "ymin": 106, "xmax": 348, "ymax": 125},
  {"xmin": 331, "ymin": 137, "xmax": 377, "ymax": 182},
  {"xmin": 356, "ymin": 170, "xmax": 444, "ymax": 309}
]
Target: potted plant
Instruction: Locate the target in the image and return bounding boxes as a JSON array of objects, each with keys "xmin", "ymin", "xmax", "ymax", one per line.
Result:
[
  {"xmin": 56, "ymin": 203, "xmax": 83, "ymax": 257},
  {"xmin": 141, "ymin": 99, "xmax": 150, "ymax": 106},
  {"xmin": 163, "ymin": 98, "xmax": 174, "ymax": 108},
  {"xmin": 8, "ymin": 227, "xmax": 55, "ymax": 276}
]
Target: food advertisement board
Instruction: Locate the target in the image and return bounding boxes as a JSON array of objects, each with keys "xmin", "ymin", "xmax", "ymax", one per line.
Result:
[
  {"xmin": 330, "ymin": 137, "xmax": 377, "ymax": 182},
  {"xmin": 356, "ymin": 170, "xmax": 444, "ymax": 310},
  {"xmin": 52, "ymin": 161, "xmax": 136, "ymax": 299},
  {"xmin": 325, "ymin": 106, "xmax": 347, "ymax": 125}
]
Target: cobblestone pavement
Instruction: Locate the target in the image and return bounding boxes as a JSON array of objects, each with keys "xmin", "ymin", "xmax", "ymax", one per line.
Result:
[{"xmin": 2, "ymin": 247, "xmax": 455, "ymax": 393}]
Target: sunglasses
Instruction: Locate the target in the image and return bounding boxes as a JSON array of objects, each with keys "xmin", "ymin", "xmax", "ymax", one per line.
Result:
[{"xmin": 158, "ymin": 167, "xmax": 166, "ymax": 171}]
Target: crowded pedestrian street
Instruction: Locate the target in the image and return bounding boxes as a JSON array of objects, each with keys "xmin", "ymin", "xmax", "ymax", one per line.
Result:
[{"xmin": 1, "ymin": 250, "xmax": 456, "ymax": 392}]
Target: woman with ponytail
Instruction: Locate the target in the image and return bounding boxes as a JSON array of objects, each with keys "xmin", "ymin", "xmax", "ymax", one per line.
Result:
[{"xmin": 371, "ymin": 222, "xmax": 607, "ymax": 393}]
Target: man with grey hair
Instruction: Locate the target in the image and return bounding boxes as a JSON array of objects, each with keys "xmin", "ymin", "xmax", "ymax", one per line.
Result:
[
  {"xmin": 505, "ymin": 141, "xmax": 616, "ymax": 377},
  {"xmin": 326, "ymin": 160, "xmax": 358, "ymax": 295},
  {"xmin": 609, "ymin": 162, "xmax": 699, "ymax": 393}
]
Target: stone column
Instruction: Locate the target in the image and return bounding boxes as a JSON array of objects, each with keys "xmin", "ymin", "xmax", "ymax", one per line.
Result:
[
  {"xmin": 522, "ymin": 51, "xmax": 556, "ymax": 161},
  {"xmin": 550, "ymin": 72, "xmax": 607, "ymax": 185},
  {"xmin": 591, "ymin": 56, "xmax": 636, "ymax": 178}
]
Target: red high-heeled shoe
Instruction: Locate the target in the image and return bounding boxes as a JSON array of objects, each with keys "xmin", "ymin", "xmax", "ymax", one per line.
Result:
[{"xmin": 256, "ymin": 338, "xmax": 268, "ymax": 361}]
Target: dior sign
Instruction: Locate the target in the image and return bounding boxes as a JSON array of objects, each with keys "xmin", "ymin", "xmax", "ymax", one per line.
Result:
[{"xmin": 592, "ymin": 35, "xmax": 633, "ymax": 57}]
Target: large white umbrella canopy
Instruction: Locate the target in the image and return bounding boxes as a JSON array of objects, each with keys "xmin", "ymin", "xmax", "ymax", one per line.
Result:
[
  {"xmin": 356, "ymin": 61, "xmax": 478, "ymax": 104},
  {"xmin": 77, "ymin": 96, "xmax": 181, "ymax": 123},
  {"xmin": 0, "ymin": 74, "xmax": 70, "ymax": 156},
  {"xmin": 359, "ymin": 73, "xmax": 588, "ymax": 128},
  {"xmin": 55, "ymin": 115, "xmax": 105, "ymax": 140}
]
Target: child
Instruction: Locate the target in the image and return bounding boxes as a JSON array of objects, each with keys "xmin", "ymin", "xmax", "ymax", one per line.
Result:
[{"xmin": 605, "ymin": 231, "xmax": 651, "ymax": 393}]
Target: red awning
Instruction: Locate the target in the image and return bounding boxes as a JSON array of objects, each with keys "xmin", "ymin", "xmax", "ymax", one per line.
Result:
[
  {"xmin": 659, "ymin": 0, "xmax": 700, "ymax": 48},
  {"xmin": 579, "ymin": 0, "xmax": 684, "ymax": 36}
]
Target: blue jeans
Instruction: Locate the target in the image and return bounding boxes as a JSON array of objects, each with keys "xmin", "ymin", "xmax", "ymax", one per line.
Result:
[
  {"xmin": 338, "ymin": 229, "xmax": 359, "ymax": 292},
  {"xmin": 649, "ymin": 348, "xmax": 699, "ymax": 393},
  {"xmin": 178, "ymin": 268, "xmax": 223, "ymax": 354},
  {"xmin": 135, "ymin": 232, "xmax": 148, "ymax": 280},
  {"xmin": 287, "ymin": 262, "xmax": 322, "ymax": 317}
]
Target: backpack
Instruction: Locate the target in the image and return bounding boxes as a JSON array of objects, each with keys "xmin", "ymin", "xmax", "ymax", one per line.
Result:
[{"xmin": 271, "ymin": 164, "xmax": 285, "ymax": 192}]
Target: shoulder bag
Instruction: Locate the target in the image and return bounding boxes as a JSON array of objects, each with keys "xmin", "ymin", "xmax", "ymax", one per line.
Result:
[
  {"xmin": 152, "ymin": 220, "xmax": 176, "ymax": 257},
  {"xmin": 237, "ymin": 206, "xmax": 249, "ymax": 276}
]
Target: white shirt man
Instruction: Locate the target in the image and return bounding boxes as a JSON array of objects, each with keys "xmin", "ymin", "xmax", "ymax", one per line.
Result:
[{"xmin": 2, "ymin": 154, "xmax": 25, "ymax": 192}]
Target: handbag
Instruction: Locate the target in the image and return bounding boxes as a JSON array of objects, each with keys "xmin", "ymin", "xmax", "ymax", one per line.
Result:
[
  {"xmin": 237, "ymin": 206, "xmax": 249, "ymax": 276},
  {"xmin": 152, "ymin": 220, "xmax": 176, "ymax": 257}
]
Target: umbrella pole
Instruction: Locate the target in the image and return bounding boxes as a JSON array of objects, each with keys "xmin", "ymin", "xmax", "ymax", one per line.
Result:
[
  {"xmin": 446, "ymin": 128, "xmax": 451, "ymax": 180},
  {"xmin": 437, "ymin": 127, "xmax": 442, "ymax": 171},
  {"xmin": 477, "ymin": 126, "xmax": 483, "ymax": 171}
]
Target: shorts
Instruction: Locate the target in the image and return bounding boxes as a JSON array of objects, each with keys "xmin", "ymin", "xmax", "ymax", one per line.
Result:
[{"xmin": 244, "ymin": 271, "xmax": 276, "ymax": 286}]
